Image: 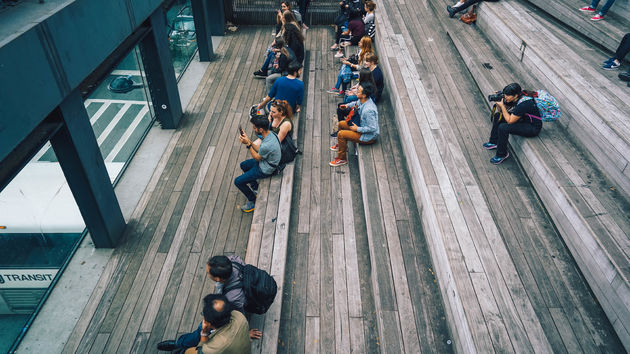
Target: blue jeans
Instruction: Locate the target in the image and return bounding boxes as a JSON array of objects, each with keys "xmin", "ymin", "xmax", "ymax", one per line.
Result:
[
  {"xmin": 234, "ymin": 159, "xmax": 269, "ymax": 202},
  {"xmin": 176, "ymin": 322, "xmax": 202, "ymax": 348},
  {"xmin": 344, "ymin": 95, "xmax": 358, "ymax": 103},
  {"xmin": 590, "ymin": 0, "xmax": 616, "ymax": 15},
  {"xmin": 260, "ymin": 51, "xmax": 275, "ymax": 72}
]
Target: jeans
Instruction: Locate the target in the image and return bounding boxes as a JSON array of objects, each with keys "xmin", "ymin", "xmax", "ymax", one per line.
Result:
[
  {"xmin": 234, "ymin": 159, "xmax": 268, "ymax": 201},
  {"xmin": 266, "ymin": 73, "xmax": 282, "ymax": 93},
  {"xmin": 489, "ymin": 114, "xmax": 541, "ymax": 157},
  {"xmin": 615, "ymin": 33, "xmax": 630, "ymax": 61},
  {"xmin": 298, "ymin": 0, "xmax": 310, "ymax": 25},
  {"xmin": 590, "ymin": 0, "xmax": 616, "ymax": 15},
  {"xmin": 335, "ymin": 67, "xmax": 351, "ymax": 91},
  {"xmin": 344, "ymin": 95, "xmax": 358, "ymax": 103},
  {"xmin": 260, "ymin": 51, "xmax": 275, "ymax": 72},
  {"xmin": 176, "ymin": 322, "xmax": 202, "ymax": 348}
]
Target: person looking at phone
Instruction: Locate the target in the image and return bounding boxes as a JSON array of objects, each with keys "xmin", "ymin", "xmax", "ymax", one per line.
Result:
[
  {"xmin": 234, "ymin": 115, "xmax": 282, "ymax": 212},
  {"xmin": 330, "ymin": 82, "xmax": 379, "ymax": 167}
]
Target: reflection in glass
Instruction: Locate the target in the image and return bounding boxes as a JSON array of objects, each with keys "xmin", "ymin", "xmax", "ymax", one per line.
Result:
[{"xmin": 167, "ymin": 1, "xmax": 198, "ymax": 78}]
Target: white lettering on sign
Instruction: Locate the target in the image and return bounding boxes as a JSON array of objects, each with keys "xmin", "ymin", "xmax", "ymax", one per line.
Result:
[{"xmin": 0, "ymin": 269, "xmax": 59, "ymax": 289}]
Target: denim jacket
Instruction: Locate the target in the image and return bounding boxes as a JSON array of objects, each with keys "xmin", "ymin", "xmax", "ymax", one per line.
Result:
[{"xmin": 348, "ymin": 98, "xmax": 379, "ymax": 142}]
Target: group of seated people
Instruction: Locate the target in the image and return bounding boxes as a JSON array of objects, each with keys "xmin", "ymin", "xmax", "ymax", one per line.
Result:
[
  {"xmin": 157, "ymin": 255, "xmax": 261, "ymax": 353},
  {"xmin": 331, "ymin": 0, "xmax": 376, "ymax": 58},
  {"xmin": 327, "ymin": 2, "xmax": 384, "ymax": 166},
  {"xmin": 235, "ymin": 3, "xmax": 307, "ymax": 213}
]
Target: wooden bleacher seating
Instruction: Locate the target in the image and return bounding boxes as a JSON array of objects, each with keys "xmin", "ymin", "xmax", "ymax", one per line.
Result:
[
  {"xmin": 475, "ymin": 0, "xmax": 630, "ymax": 201},
  {"xmin": 441, "ymin": 4, "xmax": 630, "ymax": 349}
]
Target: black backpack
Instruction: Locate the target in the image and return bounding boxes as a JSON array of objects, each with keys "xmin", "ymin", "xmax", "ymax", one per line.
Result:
[{"xmin": 223, "ymin": 263, "xmax": 277, "ymax": 314}]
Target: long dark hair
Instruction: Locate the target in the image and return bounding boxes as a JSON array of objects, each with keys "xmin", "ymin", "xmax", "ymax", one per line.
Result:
[
  {"xmin": 358, "ymin": 67, "xmax": 375, "ymax": 86},
  {"xmin": 283, "ymin": 22, "xmax": 304, "ymax": 44}
]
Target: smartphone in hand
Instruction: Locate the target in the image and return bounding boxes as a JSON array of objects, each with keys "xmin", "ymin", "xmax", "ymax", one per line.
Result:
[{"xmin": 238, "ymin": 124, "xmax": 245, "ymax": 136}]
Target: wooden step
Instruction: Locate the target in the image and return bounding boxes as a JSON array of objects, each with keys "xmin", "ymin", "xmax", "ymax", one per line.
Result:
[
  {"xmin": 476, "ymin": 0, "xmax": 630, "ymax": 205},
  {"xmin": 446, "ymin": 16, "xmax": 630, "ymax": 350}
]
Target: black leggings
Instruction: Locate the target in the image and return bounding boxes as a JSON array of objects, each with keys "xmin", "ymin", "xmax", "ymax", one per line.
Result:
[
  {"xmin": 489, "ymin": 112, "xmax": 541, "ymax": 157},
  {"xmin": 615, "ymin": 33, "xmax": 630, "ymax": 61}
]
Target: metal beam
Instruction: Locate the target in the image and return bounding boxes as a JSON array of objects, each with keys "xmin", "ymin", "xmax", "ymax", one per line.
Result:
[
  {"xmin": 139, "ymin": 9, "xmax": 183, "ymax": 129},
  {"xmin": 50, "ymin": 90, "xmax": 126, "ymax": 248}
]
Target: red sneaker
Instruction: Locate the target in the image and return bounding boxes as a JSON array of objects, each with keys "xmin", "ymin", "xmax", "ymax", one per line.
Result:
[
  {"xmin": 591, "ymin": 13, "xmax": 604, "ymax": 20},
  {"xmin": 330, "ymin": 144, "xmax": 339, "ymax": 151},
  {"xmin": 329, "ymin": 158, "xmax": 348, "ymax": 167},
  {"xmin": 578, "ymin": 6, "xmax": 596, "ymax": 12}
]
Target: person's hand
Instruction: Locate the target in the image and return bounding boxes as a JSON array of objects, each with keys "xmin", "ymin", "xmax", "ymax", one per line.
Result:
[
  {"xmin": 349, "ymin": 124, "xmax": 358, "ymax": 131},
  {"xmin": 342, "ymin": 60, "xmax": 350, "ymax": 66},
  {"xmin": 239, "ymin": 133, "xmax": 251, "ymax": 145},
  {"xmin": 257, "ymin": 103, "xmax": 263, "ymax": 110},
  {"xmin": 497, "ymin": 98, "xmax": 505, "ymax": 108},
  {"xmin": 249, "ymin": 329, "xmax": 262, "ymax": 339},
  {"xmin": 296, "ymin": 107, "xmax": 301, "ymax": 113}
]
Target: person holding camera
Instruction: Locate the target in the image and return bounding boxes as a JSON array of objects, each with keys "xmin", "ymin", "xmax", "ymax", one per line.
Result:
[
  {"xmin": 235, "ymin": 115, "xmax": 282, "ymax": 212},
  {"xmin": 483, "ymin": 83, "xmax": 542, "ymax": 165}
]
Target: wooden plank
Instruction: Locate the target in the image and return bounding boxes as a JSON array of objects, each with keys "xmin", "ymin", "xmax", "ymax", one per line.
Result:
[
  {"xmin": 87, "ymin": 333, "xmax": 109, "ymax": 354},
  {"xmin": 305, "ymin": 317, "xmax": 320, "ymax": 354}
]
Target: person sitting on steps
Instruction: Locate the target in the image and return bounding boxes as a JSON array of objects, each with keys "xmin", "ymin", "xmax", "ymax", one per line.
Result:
[
  {"xmin": 252, "ymin": 100, "xmax": 294, "ymax": 150},
  {"xmin": 235, "ymin": 115, "xmax": 282, "ymax": 212},
  {"xmin": 330, "ymin": 82, "xmax": 379, "ymax": 167},
  {"xmin": 483, "ymin": 83, "xmax": 543, "ymax": 165}
]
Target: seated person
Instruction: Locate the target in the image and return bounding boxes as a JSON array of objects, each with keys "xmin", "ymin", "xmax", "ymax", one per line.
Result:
[
  {"xmin": 334, "ymin": 16, "xmax": 365, "ymax": 58},
  {"xmin": 363, "ymin": 1, "xmax": 377, "ymax": 39},
  {"xmin": 483, "ymin": 83, "xmax": 542, "ymax": 165},
  {"xmin": 186, "ymin": 294, "xmax": 251, "ymax": 354},
  {"xmin": 262, "ymin": 38, "xmax": 291, "ymax": 92},
  {"xmin": 447, "ymin": 0, "xmax": 498, "ymax": 18},
  {"xmin": 284, "ymin": 19, "xmax": 305, "ymax": 64},
  {"xmin": 258, "ymin": 62, "xmax": 304, "ymax": 114},
  {"xmin": 330, "ymin": 83, "xmax": 379, "ymax": 166},
  {"xmin": 331, "ymin": 0, "xmax": 363, "ymax": 50},
  {"xmin": 254, "ymin": 10, "xmax": 300, "ymax": 78},
  {"xmin": 235, "ymin": 115, "xmax": 282, "ymax": 212},
  {"xmin": 344, "ymin": 53, "xmax": 383, "ymax": 103},
  {"xmin": 343, "ymin": 67, "xmax": 375, "ymax": 105},
  {"xmin": 253, "ymin": 100, "xmax": 294, "ymax": 150},
  {"xmin": 602, "ymin": 33, "xmax": 630, "ymax": 80},
  {"xmin": 328, "ymin": 36, "xmax": 374, "ymax": 96},
  {"xmin": 157, "ymin": 256, "xmax": 261, "ymax": 351},
  {"xmin": 275, "ymin": 1, "xmax": 302, "ymax": 34}
]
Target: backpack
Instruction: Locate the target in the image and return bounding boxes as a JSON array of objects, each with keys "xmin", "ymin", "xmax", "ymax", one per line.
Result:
[
  {"xmin": 223, "ymin": 263, "xmax": 277, "ymax": 314},
  {"xmin": 270, "ymin": 132, "xmax": 300, "ymax": 174},
  {"xmin": 518, "ymin": 89, "xmax": 561, "ymax": 122}
]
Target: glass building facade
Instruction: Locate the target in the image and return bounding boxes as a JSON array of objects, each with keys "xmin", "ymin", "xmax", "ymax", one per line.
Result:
[{"xmin": 0, "ymin": 1, "xmax": 197, "ymax": 351}]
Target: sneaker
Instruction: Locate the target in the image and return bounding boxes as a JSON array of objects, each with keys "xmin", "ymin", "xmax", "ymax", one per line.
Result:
[
  {"xmin": 340, "ymin": 41, "xmax": 351, "ymax": 47},
  {"xmin": 618, "ymin": 71, "xmax": 630, "ymax": 82},
  {"xmin": 337, "ymin": 90, "xmax": 345, "ymax": 97},
  {"xmin": 578, "ymin": 6, "xmax": 596, "ymax": 12},
  {"xmin": 490, "ymin": 152, "xmax": 510, "ymax": 165},
  {"xmin": 603, "ymin": 57, "xmax": 616, "ymax": 65},
  {"xmin": 329, "ymin": 158, "xmax": 348, "ymax": 166},
  {"xmin": 302, "ymin": 23, "xmax": 310, "ymax": 30},
  {"xmin": 240, "ymin": 200, "xmax": 255, "ymax": 213},
  {"xmin": 603, "ymin": 60, "xmax": 620, "ymax": 70},
  {"xmin": 331, "ymin": 44, "xmax": 339, "ymax": 50},
  {"xmin": 447, "ymin": 5, "xmax": 457, "ymax": 18},
  {"xmin": 591, "ymin": 13, "xmax": 604, "ymax": 21},
  {"xmin": 330, "ymin": 144, "xmax": 339, "ymax": 151},
  {"xmin": 253, "ymin": 70, "xmax": 267, "ymax": 78},
  {"xmin": 327, "ymin": 87, "xmax": 340, "ymax": 94},
  {"xmin": 330, "ymin": 131, "xmax": 338, "ymax": 137},
  {"xmin": 334, "ymin": 51, "xmax": 344, "ymax": 58},
  {"xmin": 482, "ymin": 142, "xmax": 497, "ymax": 150}
]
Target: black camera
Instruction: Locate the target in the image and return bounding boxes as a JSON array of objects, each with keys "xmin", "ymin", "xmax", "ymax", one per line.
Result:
[{"xmin": 488, "ymin": 90, "xmax": 504, "ymax": 102}]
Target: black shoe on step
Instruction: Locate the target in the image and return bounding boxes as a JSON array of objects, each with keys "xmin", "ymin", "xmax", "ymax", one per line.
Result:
[
  {"xmin": 253, "ymin": 70, "xmax": 267, "ymax": 78},
  {"xmin": 619, "ymin": 71, "xmax": 630, "ymax": 82},
  {"xmin": 157, "ymin": 340, "xmax": 179, "ymax": 351}
]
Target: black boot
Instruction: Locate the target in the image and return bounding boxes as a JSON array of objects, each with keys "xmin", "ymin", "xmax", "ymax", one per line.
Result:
[{"xmin": 157, "ymin": 340, "xmax": 179, "ymax": 351}]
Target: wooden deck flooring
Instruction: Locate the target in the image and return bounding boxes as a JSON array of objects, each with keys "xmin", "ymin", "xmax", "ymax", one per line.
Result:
[{"xmin": 60, "ymin": 22, "xmax": 622, "ymax": 354}]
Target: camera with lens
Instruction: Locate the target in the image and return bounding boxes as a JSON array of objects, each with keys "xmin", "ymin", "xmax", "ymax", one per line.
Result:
[{"xmin": 488, "ymin": 90, "xmax": 504, "ymax": 102}]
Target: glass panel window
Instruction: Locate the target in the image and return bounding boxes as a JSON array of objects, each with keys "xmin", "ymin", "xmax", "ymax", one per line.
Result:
[{"xmin": 167, "ymin": 0, "xmax": 198, "ymax": 79}]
